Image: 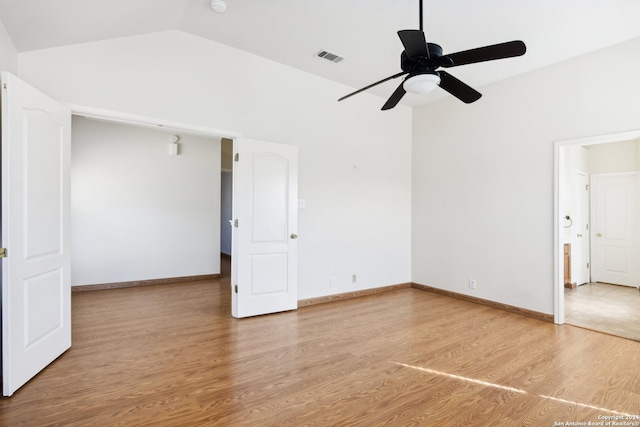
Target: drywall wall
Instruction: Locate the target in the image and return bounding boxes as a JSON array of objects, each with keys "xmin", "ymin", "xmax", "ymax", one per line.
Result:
[
  {"xmin": 0, "ymin": 19, "xmax": 17, "ymax": 74},
  {"xmin": 71, "ymin": 117, "xmax": 221, "ymax": 285},
  {"xmin": 587, "ymin": 139, "xmax": 639, "ymax": 173},
  {"xmin": 412, "ymin": 37, "xmax": 640, "ymax": 315},
  {"xmin": 18, "ymin": 30, "xmax": 412, "ymax": 299}
]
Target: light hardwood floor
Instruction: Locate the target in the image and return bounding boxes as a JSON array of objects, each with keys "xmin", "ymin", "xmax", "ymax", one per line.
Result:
[
  {"xmin": 565, "ymin": 282, "xmax": 640, "ymax": 341},
  {"xmin": 1, "ymin": 267, "xmax": 640, "ymax": 425}
]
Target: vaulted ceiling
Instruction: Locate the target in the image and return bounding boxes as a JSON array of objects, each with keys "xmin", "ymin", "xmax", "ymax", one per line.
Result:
[{"xmin": 1, "ymin": 0, "xmax": 640, "ymax": 106}]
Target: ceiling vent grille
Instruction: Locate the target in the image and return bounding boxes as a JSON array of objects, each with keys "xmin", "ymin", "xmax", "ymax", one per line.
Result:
[{"xmin": 316, "ymin": 50, "xmax": 344, "ymax": 63}]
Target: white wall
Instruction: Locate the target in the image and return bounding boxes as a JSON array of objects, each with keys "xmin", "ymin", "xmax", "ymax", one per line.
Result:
[
  {"xmin": 0, "ymin": 18, "xmax": 17, "ymax": 74},
  {"xmin": 71, "ymin": 117, "xmax": 221, "ymax": 285},
  {"xmin": 19, "ymin": 30, "xmax": 412, "ymax": 299},
  {"xmin": 587, "ymin": 139, "xmax": 639, "ymax": 173},
  {"xmin": 412, "ymin": 37, "xmax": 640, "ymax": 315}
]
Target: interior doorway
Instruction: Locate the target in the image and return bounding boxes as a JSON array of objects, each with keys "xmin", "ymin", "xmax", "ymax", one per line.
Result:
[
  {"xmin": 555, "ymin": 130, "xmax": 640, "ymax": 335},
  {"xmin": 70, "ymin": 116, "xmax": 223, "ymax": 286},
  {"xmin": 220, "ymin": 138, "xmax": 233, "ymax": 259}
]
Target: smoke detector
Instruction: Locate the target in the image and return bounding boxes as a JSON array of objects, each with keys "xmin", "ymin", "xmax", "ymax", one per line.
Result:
[{"xmin": 211, "ymin": 0, "xmax": 227, "ymax": 13}]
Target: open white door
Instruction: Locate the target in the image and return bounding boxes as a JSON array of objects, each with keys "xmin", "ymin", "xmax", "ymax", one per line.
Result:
[
  {"xmin": 572, "ymin": 171, "xmax": 590, "ymax": 285},
  {"xmin": 591, "ymin": 172, "xmax": 639, "ymax": 287},
  {"xmin": 231, "ymin": 138, "xmax": 298, "ymax": 318},
  {"xmin": 1, "ymin": 72, "xmax": 71, "ymax": 396}
]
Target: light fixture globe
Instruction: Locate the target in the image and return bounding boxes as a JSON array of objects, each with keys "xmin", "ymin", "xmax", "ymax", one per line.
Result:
[
  {"xmin": 403, "ymin": 72, "xmax": 441, "ymax": 95},
  {"xmin": 210, "ymin": 0, "xmax": 227, "ymax": 13}
]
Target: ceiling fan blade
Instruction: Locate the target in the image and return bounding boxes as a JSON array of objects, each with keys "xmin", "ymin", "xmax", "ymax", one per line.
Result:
[
  {"xmin": 438, "ymin": 71, "xmax": 482, "ymax": 103},
  {"xmin": 440, "ymin": 40, "xmax": 526, "ymax": 68},
  {"xmin": 338, "ymin": 71, "xmax": 408, "ymax": 102},
  {"xmin": 398, "ymin": 30, "xmax": 429, "ymax": 59},
  {"xmin": 381, "ymin": 81, "xmax": 407, "ymax": 110}
]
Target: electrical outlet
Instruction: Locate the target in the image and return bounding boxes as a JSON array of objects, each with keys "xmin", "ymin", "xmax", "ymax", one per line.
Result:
[
  {"xmin": 469, "ymin": 279, "xmax": 476, "ymax": 289},
  {"xmin": 329, "ymin": 276, "xmax": 336, "ymax": 287},
  {"xmin": 352, "ymin": 274, "xmax": 357, "ymax": 283}
]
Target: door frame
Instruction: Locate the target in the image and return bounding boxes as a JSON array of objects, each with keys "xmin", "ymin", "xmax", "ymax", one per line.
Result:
[
  {"xmin": 554, "ymin": 128, "xmax": 640, "ymax": 324},
  {"xmin": 68, "ymin": 103, "xmax": 242, "ymax": 283},
  {"xmin": 67, "ymin": 104, "xmax": 240, "ymax": 140}
]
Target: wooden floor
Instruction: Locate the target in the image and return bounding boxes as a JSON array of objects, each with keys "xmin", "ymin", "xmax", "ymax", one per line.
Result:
[
  {"xmin": 2, "ymin": 268, "xmax": 640, "ymax": 425},
  {"xmin": 565, "ymin": 282, "xmax": 640, "ymax": 341}
]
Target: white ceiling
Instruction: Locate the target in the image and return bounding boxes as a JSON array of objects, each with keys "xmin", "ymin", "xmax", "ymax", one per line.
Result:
[{"xmin": 2, "ymin": 0, "xmax": 640, "ymax": 107}]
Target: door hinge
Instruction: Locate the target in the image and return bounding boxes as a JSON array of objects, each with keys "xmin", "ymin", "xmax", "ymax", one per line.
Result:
[
  {"xmin": 0, "ymin": 248, "xmax": 7, "ymax": 258},
  {"xmin": 233, "ymin": 219, "xmax": 238, "ymax": 228},
  {"xmin": 2, "ymin": 83, "xmax": 6, "ymax": 90},
  {"xmin": 586, "ymin": 184, "xmax": 589, "ymax": 191},
  {"xmin": 234, "ymin": 153, "xmax": 239, "ymax": 162},
  {"xmin": 587, "ymin": 262, "xmax": 590, "ymax": 269},
  {"xmin": 234, "ymin": 285, "xmax": 238, "ymax": 294}
]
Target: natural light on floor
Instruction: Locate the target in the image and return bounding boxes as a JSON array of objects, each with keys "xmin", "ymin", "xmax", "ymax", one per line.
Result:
[{"xmin": 393, "ymin": 362, "xmax": 636, "ymax": 417}]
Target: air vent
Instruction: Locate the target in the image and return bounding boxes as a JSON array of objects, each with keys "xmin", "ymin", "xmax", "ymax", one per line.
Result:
[{"xmin": 316, "ymin": 50, "xmax": 344, "ymax": 64}]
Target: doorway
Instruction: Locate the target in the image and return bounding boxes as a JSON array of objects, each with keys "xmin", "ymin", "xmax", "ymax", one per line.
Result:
[
  {"xmin": 2, "ymin": 84, "xmax": 242, "ymax": 395},
  {"xmin": 70, "ymin": 116, "xmax": 223, "ymax": 287},
  {"xmin": 220, "ymin": 138, "xmax": 233, "ymax": 258},
  {"xmin": 555, "ymin": 130, "xmax": 640, "ymax": 335}
]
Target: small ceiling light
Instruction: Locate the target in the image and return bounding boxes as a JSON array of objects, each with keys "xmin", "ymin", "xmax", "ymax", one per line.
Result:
[
  {"xmin": 210, "ymin": 0, "xmax": 227, "ymax": 13},
  {"xmin": 403, "ymin": 72, "xmax": 441, "ymax": 95}
]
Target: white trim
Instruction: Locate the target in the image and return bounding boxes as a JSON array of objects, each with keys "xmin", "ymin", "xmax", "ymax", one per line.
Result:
[
  {"xmin": 557, "ymin": 129, "xmax": 640, "ymax": 147},
  {"xmin": 66, "ymin": 103, "xmax": 241, "ymax": 139},
  {"xmin": 554, "ymin": 142, "xmax": 564, "ymax": 324},
  {"xmin": 554, "ymin": 128, "xmax": 640, "ymax": 324}
]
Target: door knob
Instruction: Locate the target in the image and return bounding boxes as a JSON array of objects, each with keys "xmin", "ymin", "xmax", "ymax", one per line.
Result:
[
  {"xmin": 596, "ymin": 232, "xmax": 603, "ymax": 237},
  {"xmin": 290, "ymin": 233, "xmax": 298, "ymax": 239},
  {"xmin": 577, "ymin": 233, "xmax": 583, "ymax": 238}
]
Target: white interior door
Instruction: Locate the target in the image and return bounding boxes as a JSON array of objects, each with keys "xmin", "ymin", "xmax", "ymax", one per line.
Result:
[
  {"xmin": 591, "ymin": 172, "xmax": 639, "ymax": 287},
  {"xmin": 572, "ymin": 171, "xmax": 589, "ymax": 285},
  {"xmin": 231, "ymin": 138, "xmax": 298, "ymax": 318},
  {"xmin": 1, "ymin": 72, "xmax": 72, "ymax": 396}
]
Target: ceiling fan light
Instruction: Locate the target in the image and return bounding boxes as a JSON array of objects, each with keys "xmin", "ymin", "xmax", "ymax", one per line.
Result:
[{"xmin": 403, "ymin": 73, "xmax": 441, "ymax": 95}]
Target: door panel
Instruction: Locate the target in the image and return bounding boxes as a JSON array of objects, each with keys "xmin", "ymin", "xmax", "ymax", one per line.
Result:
[
  {"xmin": 591, "ymin": 173, "xmax": 639, "ymax": 287},
  {"xmin": 232, "ymin": 138, "xmax": 298, "ymax": 318},
  {"xmin": 572, "ymin": 172, "xmax": 589, "ymax": 285},
  {"xmin": 251, "ymin": 253, "xmax": 288, "ymax": 294},
  {"xmin": 2, "ymin": 72, "xmax": 71, "ymax": 396},
  {"xmin": 252, "ymin": 153, "xmax": 289, "ymax": 242}
]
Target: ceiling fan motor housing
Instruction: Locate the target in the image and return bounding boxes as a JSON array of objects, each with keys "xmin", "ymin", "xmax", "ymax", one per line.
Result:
[
  {"xmin": 401, "ymin": 43, "xmax": 449, "ymax": 73},
  {"xmin": 426, "ymin": 43, "xmax": 443, "ymax": 58}
]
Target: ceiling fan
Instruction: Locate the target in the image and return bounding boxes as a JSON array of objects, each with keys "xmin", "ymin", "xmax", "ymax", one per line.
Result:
[{"xmin": 338, "ymin": 0, "xmax": 526, "ymax": 110}]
